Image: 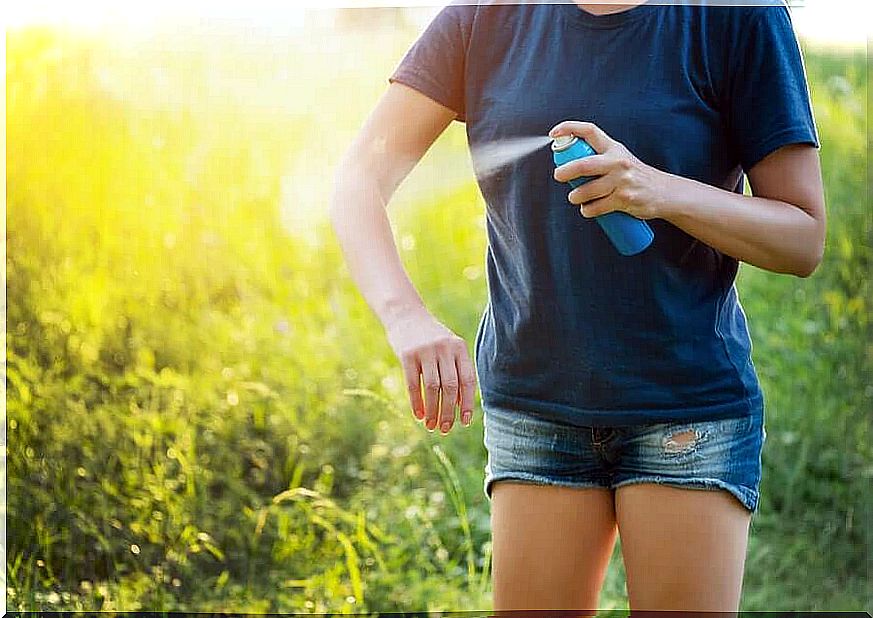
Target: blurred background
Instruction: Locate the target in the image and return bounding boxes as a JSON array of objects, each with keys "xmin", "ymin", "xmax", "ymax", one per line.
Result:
[{"xmin": 4, "ymin": 0, "xmax": 871, "ymax": 613}]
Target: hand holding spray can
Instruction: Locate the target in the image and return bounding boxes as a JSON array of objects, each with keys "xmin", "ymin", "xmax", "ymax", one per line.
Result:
[{"xmin": 552, "ymin": 134, "xmax": 654, "ymax": 256}]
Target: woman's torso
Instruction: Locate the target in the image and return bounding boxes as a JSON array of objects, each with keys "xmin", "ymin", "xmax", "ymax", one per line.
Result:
[{"xmin": 463, "ymin": 3, "xmax": 768, "ymax": 424}]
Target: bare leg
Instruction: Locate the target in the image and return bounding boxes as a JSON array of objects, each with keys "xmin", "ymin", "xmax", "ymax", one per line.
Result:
[
  {"xmin": 490, "ymin": 481, "xmax": 618, "ymax": 613},
  {"xmin": 615, "ymin": 483, "xmax": 752, "ymax": 616}
]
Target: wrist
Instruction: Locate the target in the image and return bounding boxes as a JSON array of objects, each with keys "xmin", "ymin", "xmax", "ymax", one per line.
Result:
[
  {"xmin": 379, "ymin": 297, "xmax": 430, "ymax": 331},
  {"xmin": 649, "ymin": 168, "xmax": 685, "ymax": 221}
]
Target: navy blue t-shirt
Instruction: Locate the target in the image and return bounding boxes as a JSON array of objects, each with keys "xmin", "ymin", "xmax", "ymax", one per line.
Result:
[{"xmin": 389, "ymin": 1, "xmax": 819, "ymax": 427}]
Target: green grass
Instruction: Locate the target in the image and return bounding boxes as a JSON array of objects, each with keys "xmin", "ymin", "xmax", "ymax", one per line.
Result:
[{"xmin": 5, "ymin": 19, "xmax": 870, "ymax": 614}]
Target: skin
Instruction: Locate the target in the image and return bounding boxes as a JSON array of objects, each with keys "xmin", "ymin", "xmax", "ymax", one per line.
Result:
[
  {"xmin": 491, "ymin": 480, "xmax": 752, "ymax": 613},
  {"xmin": 551, "ymin": 120, "xmax": 826, "ymax": 277},
  {"xmin": 329, "ymin": 84, "xmax": 475, "ymax": 436},
  {"xmin": 329, "ymin": 2, "xmax": 826, "ymax": 611}
]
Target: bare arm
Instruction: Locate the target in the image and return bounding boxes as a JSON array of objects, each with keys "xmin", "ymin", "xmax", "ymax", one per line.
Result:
[
  {"xmin": 330, "ymin": 82, "xmax": 456, "ymax": 324},
  {"xmin": 657, "ymin": 144, "xmax": 826, "ymax": 277},
  {"xmin": 329, "ymin": 82, "xmax": 477, "ymax": 434},
  {"xmin": 551, "ymin": 121, "xmax": 826, "ymax": 278}
]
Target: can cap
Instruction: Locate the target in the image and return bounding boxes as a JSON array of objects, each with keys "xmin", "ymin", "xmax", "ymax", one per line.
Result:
[{"xmin": 551, "ymin": 134, "xmax": 578, "ymax": 152}]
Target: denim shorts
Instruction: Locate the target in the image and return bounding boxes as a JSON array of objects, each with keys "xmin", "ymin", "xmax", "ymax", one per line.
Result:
[{"xmin": 483, "ymin": 404, "xmax": 767, "ymax": 514}]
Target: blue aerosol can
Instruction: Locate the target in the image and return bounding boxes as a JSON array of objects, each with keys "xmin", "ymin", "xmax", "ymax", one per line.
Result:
[{"xmin": 552, "ymin": 134, "xmax": 654, "ymax": 256}]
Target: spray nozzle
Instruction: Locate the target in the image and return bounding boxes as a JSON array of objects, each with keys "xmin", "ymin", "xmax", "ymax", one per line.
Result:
[{"xmin": 551, "ymin": 134, "xmax": 578, "ymax": 152}]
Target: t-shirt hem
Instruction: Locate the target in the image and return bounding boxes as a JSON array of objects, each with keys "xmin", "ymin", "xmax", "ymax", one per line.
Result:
[
  {"xmin": 741, "ymin": 125, "xmax": 820, "ymax": 172},
  {"xmin": 480, "ymin": 387, "xmax": 764, "ymax": 428}
]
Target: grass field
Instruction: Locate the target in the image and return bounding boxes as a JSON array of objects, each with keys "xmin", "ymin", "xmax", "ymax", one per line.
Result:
[{"xmin": 5, "ymin": 11, "xmax": 871, "ymax": 613}]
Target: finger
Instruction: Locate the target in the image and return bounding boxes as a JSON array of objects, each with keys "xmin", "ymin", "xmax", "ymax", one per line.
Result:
[
  {"xmin": 553, "ymin": 153, "xmax": 611, "ymax": 183},
  {"xmin": 402, "ymin": 355, "xmax": 425, "ymax": 420},
  {"xmin": 455, "ymin": 347, "xmax": 477, "ymax": 426},
  {"xmin": 568, "ymin": 175, "xmax": 615, "ymax": 206},
  {"xmin": 436, "ymin": 350, "xmax": 459, "ymax": 434},
  {"xmin": 548, "ymin": 120, "xmax": 614, "ymax": 154},
  {"xmin": 420, "ymin": 353, "xmax": 441, "ymax": 431},
  {"xmin": 580, "ymin": 193, "xmax": 616, "ymax": 218}
]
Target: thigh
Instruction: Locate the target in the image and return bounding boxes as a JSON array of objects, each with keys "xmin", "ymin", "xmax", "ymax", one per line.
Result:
[
  {"xmin": 615, "ymin": 483, "xmax": 750, "ymax": 613},
  {"xmin": 612, "ymin": 413, "xmax": 765, "ymax": 612},
  {"xmin": 482, "ymin": 405, "xmax": 619, "ymax": 611},
  {"xmin": 491, "ymin": 481, "xmax": 618, "ymax": 612}
]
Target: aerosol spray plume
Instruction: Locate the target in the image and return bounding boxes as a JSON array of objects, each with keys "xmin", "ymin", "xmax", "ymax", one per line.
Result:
[{"xmin": 471, "ymin": 134, "xmax": 554, "ymax": 179}]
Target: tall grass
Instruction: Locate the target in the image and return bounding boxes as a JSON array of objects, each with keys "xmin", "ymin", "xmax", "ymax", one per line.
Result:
[{"xmin": 5, "ymin": 16, "xmax": 870, "ymax": 613}]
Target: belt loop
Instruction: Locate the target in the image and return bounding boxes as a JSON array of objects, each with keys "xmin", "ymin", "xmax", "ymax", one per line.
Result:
[{"xmin": 591, "ymin": 427, "xmax": 606, "ymax": 445}]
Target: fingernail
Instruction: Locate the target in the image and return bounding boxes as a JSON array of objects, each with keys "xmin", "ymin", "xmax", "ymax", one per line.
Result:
[
  {"xmin": 441, "ymin": 422, "xmax": 451, "ymax": 433},
  {"xmin": 426, "ymin": 419, "xmax": 435, "ymax": 431},
  {"xmin": 462, "ymin": 412, "xmax": 471, "ymax": 425}
]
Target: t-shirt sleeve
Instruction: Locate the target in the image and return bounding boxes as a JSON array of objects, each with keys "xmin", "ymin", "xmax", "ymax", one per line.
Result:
[
  {"xmin": 725, "ymin": 6, "xmax": 820, "ymax": 172},
  {"xmin": 388, "ymin": 3, "xmax": 472, "ymax": 123}
]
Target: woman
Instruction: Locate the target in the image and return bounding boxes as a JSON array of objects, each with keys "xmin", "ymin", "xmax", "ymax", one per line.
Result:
[{"xmin": 329, "ymin": 0, "xmax": 825, "ymax": 613}]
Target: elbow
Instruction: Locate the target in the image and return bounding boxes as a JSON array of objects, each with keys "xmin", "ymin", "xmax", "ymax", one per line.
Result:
[
  {"xmin": 328, "ymin": 176, "xmax": 358, "ymax": 234},
  {"xmin": 795, "ymin": 244, "xmax": 825, "ymax": 278},
  {"xmin": 794, "ymin": 210, "xmax": 826, "ymax": 278},
  {"xmin": 795, "ymin": 260, "xmax": 818, "ymax": 278},
  {"xmin": 328, "ymin": 160, "xmax": 389, "ymax": 228}
]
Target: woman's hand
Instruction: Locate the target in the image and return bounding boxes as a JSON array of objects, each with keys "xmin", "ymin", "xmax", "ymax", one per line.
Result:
[
  {"xmin": 384, "ymin": 306, "xmax": 477, "ymax": 435},
  {"xmin": 550, "ymin": 121, "xmax": 825, "ymax": 277},
  {"xmin": 549, "ymin": 120, "xmax": 669, "ymax": 221}
]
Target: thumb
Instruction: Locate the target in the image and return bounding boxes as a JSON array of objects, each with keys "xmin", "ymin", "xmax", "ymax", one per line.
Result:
[{"xmin": 548, "ymin": 120, "xmax": 614, "ymax": 154}]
